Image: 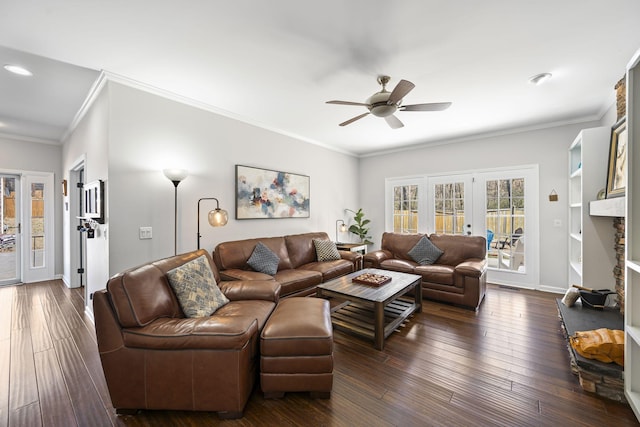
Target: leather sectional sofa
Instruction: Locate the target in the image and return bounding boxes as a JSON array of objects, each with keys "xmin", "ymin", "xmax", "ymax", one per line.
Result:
[
  {"xmin": 93, "ymin": 249, "xmax": 280, "ymax": 419},
  {"xmin": 363, "ymin": 232, "xmax": 487, "ymax": 310},
  {"xmin": 213, "ymin": 232, "xmax": 361, "ymax": 297}
]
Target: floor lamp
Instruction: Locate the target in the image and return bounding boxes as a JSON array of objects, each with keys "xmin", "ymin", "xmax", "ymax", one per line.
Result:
[
  {"xmin": 197, "ymin": 197, "xmax": 229, "ymax": 249},
  {"xmin": 163, "ymin": 168, "xmax": 188, "ymax": 255}
]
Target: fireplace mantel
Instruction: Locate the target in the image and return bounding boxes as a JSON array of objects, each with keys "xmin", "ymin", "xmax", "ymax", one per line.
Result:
[{"xmin": 589, "ymin": 197, "xmax": 626, "ymax": 217}]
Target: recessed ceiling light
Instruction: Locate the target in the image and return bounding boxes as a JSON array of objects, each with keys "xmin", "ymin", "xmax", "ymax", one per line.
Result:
[
  {"xmin": 0, "ymin": 121, "xmax": 5, "ymax": 128},
  {"xmin": 4, "ymin": 64, "xmax": 33, "ymax": 76},
  {"xmin": 529, "ymin": 73, "xmax": 552, "ymax": 85}
]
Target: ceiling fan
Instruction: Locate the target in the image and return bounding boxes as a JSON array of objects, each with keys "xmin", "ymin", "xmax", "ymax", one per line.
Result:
[{"xmin": 326, "ymin": 75, "xmax": 451, "ymax": 129}]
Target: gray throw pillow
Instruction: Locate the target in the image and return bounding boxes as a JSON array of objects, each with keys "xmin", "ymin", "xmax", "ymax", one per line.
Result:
[
  {"xmin": 313, "ymin": 239, "xmax": 341, "ymax": 261},
  {"xmin": 166, "ymin": 255, "xmax": 229, "ymax": 318},
  {"xmin": 408, "ymin": 236, "xmax": 443, "ymax": 265},
  {"xmin": 247, "ymin": 242, "xmax": 280, "ymax": 275}
]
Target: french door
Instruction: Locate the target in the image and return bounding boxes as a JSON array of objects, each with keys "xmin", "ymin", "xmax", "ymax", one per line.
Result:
[
  {"xmin": 427, "ymin": 168, "xmax": 538, "ymax": 287},
  {"xmin": 387, "ymin": 166, "xmax": 539, "ymax": 288},
  {"xmin": 0, "ymin": 174, "xmax": 21, "ymax": 285}
]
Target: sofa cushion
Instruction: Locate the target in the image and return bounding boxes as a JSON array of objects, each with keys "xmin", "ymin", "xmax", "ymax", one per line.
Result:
[
  {"xmin": 313, "ymin": 239, "xmax": 341, "ymax": 261},
  {"xmin": 273, "ymin": 269, "xmax": 323, "ymax": 296},
  {"xmin": 285, "ymin": 232, "xmax": 331, "ymax": 268},
  {"xmin": 248, "ymin": 242, "xmax": 280, "ymax": 275},
  {"xmin": 166, "ymin": 255, "xmax": 229, "ymax": 318},
  {"xmin": 408, "ymin": 236, "xmax": 443, "ymax": 265},
  {"xmin": 298, "ymin": 259, "xmax": 354, "ymax": 282},
  {"xmin": 379, "ymin": 259, "xmax": 417, "ymax": 274},
  {"xmin": 415, "ymin": 264, "xmax": 455, "ymax": 286},
  {"xmin": 122, "ymin": 299, "xmax": 276, "ymax": 350}
]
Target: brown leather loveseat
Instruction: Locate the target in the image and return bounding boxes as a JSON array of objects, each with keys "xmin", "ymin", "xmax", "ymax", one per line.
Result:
[
  {"xmin": 213, "ymin": 232, "xmax": 361, "ymax": 297},
  {"xmin": 363, "ymin": 232, "xmax": 487, "ymax": 310},
  {"xmin": 93, "ymin": 249, "xmax": 280, "ymax": 419}
]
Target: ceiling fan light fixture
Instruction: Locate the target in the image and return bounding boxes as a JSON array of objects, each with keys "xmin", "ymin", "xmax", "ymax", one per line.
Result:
[
  {"xmin": 529, "ymin": 72, "xmax": 552, "ymax": 85},
  {"xmin": 4, "ymin": 64, "xmax": 33, "ymax": 76}
]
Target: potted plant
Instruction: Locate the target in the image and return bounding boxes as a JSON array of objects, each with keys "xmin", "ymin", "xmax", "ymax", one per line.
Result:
[{"xmin": 345, "ymin": 208, "xmax": 372, "ymax": 244}]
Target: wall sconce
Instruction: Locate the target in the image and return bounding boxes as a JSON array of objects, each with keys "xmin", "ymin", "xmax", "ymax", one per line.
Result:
[
  {"xmin": 197, "ymin": 197, "xmax": 229, "ymax": 249},
  {"xmin": 163, "ymin": 168, "xmax": 188, "ymax": 255},
  {"xmin": 335, "ymin": 219, "xmax": 347, "ymax": 243}
]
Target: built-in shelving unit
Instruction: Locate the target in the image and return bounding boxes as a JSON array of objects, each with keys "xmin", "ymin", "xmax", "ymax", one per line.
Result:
[
  {"xmin": 625, "ymin": 48, "xmax": 640, "ymax": 420},
  {"xmin": 568, "ymin": 126, "xmax": 615, "ymax": 290}
]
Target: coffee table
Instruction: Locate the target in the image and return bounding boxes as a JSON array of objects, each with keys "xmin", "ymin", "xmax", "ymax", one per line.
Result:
[{"xmin": 316, "ymin": 268, "xmax": 422, "ymax": 350}]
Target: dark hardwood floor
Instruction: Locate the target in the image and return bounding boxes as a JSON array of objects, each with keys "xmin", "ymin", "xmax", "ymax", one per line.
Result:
[{"xmin": 0, "ymin": 280, "xmax": 637, "ymax": 426}]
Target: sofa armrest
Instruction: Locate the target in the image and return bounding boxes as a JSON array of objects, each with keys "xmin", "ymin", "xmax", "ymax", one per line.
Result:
[
  {"xmin": 220, "ymin": 268, "xmax": 274, "ymax": 281},
  {"xmin": 363, "ymin": 250, "xmax": 393, "ymax": 268},
  {"xmin": 219, "ymin": 280, "xmax": 281, "ymax": 302},
  {"xmin": 455, "ymin": 258, "xmax": 487, "ymax": 278},
  {"xmin": 339, "ymin": 250, "xmax": 363, "ymax": 270}
]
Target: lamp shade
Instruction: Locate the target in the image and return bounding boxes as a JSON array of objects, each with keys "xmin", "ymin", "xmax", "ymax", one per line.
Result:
[
  {"xmin": 163, "ymin": 168, "xmax": 188, "ymax": 183},
  {"xmin": 208, "ymin": 208, "xmax": 229, "ymax": 227}
]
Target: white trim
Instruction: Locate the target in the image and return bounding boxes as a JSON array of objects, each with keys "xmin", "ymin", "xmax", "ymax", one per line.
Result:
[
  {"xmin": 102, "ymin": 71, "xmax": 357, "ymax": 157},
  {"xmin": 61, "ymin": 73, "xmax": 108, "ymax": 143}
]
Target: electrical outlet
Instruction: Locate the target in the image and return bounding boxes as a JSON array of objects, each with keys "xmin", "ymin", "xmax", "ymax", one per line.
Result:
[{"xmin": 139, "ymin": 226, "xmax": 153, "ymax": 239}]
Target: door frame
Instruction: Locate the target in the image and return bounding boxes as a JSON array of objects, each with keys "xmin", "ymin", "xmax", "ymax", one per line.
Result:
[
  {"xmin": 68, "ymin": 156, "xmax": 86, "ymax": 291},
  {"xmin": 0, "ymin": 173, "xmax": 21, "ymax": 285}
]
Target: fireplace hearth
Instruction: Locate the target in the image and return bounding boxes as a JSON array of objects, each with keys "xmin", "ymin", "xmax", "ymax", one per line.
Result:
[{"xmin": 556, "ymin": 299, "xmax": 625, "ymax": 403}]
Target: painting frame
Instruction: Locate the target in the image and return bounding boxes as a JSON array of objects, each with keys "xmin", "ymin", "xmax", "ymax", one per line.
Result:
[
  {"xmin": 235, "ymin": 165, "xmax": 310, "ymax": 219},
  {"xmin": 605, "ymin": 117, "xmax": 627, "ymax": 199}
]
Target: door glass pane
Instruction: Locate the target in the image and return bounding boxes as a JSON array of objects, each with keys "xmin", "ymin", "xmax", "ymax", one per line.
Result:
[
  {"xmin": 1, "ymin": 177, "xmax": 17, "ymax": 281},
  {"xmin": 393, "ymin": 184, "xmax": 419, "ymax": 233},
  {"xmin": 31, "ymin": 182, "xmax": 45, "ymax": 268},
  {"xmin": 434, "ymin": 181, "xmax": 464, "ymax": 235},
  {"xmin": 486, "ymin": 177, "xmax": 525, "ymax": 272}
]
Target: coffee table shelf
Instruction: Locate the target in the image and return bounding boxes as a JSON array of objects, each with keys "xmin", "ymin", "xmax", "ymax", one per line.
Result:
[{"xmin": 316, "ymin": 268, "xmax": 421, "ymax": 350}]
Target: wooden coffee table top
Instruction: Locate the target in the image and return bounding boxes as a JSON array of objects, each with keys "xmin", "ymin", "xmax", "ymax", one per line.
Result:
[{"xmin": 317, "ymin": 268, "xmax": 421, "ymax": 303}]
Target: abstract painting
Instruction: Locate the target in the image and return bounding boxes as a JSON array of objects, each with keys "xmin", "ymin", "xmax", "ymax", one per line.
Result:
[{"xmin": 236, "ymin": 165, "xmax": 310, "ymax": 219}]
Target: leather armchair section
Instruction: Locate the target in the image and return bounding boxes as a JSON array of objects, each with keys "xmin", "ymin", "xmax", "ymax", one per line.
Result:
[
  {"xmin": 213, "ymin": 232, "xmax": 362, "ymax": 297},
  {"xmin": 94, "ymin": 249, "xmax": 279, "ymax": 419},
  {"xmin": 363, "ymin": 232, "xmax": 487, "ymax": 310}
]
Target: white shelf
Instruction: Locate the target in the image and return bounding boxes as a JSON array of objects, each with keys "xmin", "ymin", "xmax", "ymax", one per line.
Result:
[
  {"xmin": 589, "ymin": 197, "xmax": 625, "ymax": 217},
  {"xmin": 567, "ymin": 126, "xmax": 612, "ymax": 290},
  {"xmin": 625, "ymin": 47, "xmax": 640, "ymax": 422},
  {"xmin": 629, "ymin": 260, "xmax": 640, "ymax": 274}
]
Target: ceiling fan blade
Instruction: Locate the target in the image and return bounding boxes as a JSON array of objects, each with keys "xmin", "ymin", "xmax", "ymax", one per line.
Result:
[
  {"xmin": 387, "ymin": 79, "xmax": 415, "ymax": 105},
  {"xmin": 327, "ymin": 100, "xmax": 370, "ymax": 107},
  {"xmin": 399, "ymin": 102, "xmax": 452, "ymax": 111},
  {"xmin": 384, "ymin": 114, "xmax": 404, "ymax": 129},
  {"xmin": 339, "ymin": 112, "xmax": 370, "ymax": 126}
]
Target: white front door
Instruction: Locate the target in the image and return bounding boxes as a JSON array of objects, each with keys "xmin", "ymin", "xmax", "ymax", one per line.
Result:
[
  {"xmin": 0, "ymin": 174, "xmax": 21, "ymax": 285},
  {"xmin": 22, "ymin": 173, "xmax": 55, "ymax": 283}
]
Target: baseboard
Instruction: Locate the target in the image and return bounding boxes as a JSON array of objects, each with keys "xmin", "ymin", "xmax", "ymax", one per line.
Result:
[{"xmin": 538, "ymin": 285, "xmax": 567, "ymax": 294}]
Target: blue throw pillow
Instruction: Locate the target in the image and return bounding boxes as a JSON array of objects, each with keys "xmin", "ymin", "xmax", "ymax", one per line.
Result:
[
  {"xmin": 408, "ymin": 236, "xmax": 443, "ymax": 266},
  {"xmin": 247, "ymin": 242, "xmax": 280, "ymax": 275}
]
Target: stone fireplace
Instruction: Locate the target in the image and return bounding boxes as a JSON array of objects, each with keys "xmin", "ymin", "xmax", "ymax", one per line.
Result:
[{"xmin": 614, "ymin": 217, "xmax": 625, "ymax": 313}]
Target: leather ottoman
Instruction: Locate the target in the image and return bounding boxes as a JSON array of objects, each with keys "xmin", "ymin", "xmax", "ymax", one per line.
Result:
[{"xmin": 260, "ymin": 297, "xmax": 333, "ymax": 399}]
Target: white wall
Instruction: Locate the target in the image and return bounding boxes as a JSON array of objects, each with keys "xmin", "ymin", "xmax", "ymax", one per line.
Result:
[
  {"xmin": 0, "ymin": 136, "xmax": 63, "ymax": 276},
  {"xmin": 105, "ymin": 82, "xmax": 359, "ymax": 276},
  {"xmin": 358, "ymin": 121, "xmax": 603, "ymax": 291},
  {"xmin": 61, "ymin": 86, "xmax": 110, "ymax": 304}
]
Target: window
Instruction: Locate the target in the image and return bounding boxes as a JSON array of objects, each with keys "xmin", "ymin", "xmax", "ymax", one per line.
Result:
[
  {"xmin": 486, "ymin": 178, "xmax": 525, "ymax": 272},
  {"xmin": 392, "ymin": 184, "xmax": 419, "ymax": 233},
  {"xmin": 434, "ymin": 182, "xmax": 465, "ymax": 235},
  {"xmin": 30, "ymin": 182, "xmax": 45, "ymax": 268}
]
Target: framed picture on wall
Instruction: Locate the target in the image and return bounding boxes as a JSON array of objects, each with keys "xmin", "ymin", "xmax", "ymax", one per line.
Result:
[
  {"xmin": 606, "ymin": 117, "xmax": 627, "ymax": 198},
  {"xmin": 236, "ymin": 165, "xmax": 310, "ymax": 219},
  {"xmin": 83, "ymin": 179, "xmax": 105, "ymax": 223}
]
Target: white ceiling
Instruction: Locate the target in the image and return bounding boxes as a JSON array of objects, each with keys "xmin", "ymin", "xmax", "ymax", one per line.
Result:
[{"xmin": 1, "ymin": 1, "xmax": 640, "ymax": 156}]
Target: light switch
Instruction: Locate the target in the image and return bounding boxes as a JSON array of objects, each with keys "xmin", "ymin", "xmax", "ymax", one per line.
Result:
[{"xmin": 139, "ymin": 226, "xmax": 152, "ymax": 239}]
